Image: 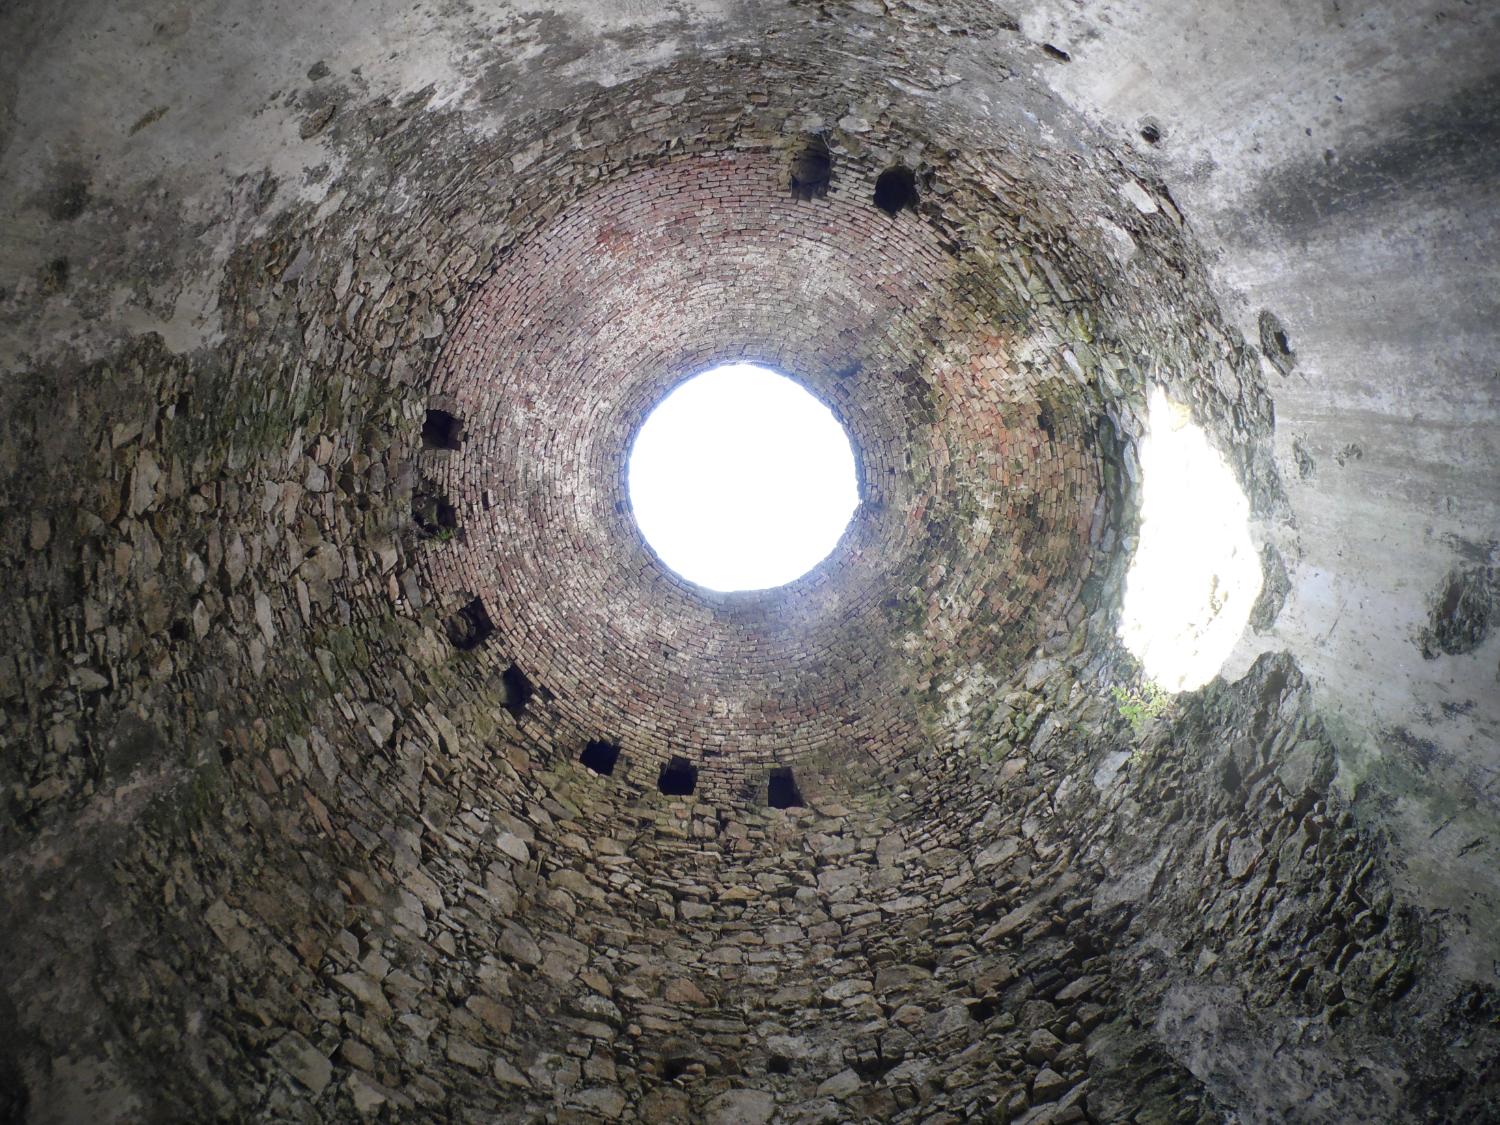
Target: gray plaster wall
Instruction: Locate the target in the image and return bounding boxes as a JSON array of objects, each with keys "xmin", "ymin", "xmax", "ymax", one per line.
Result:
[{"xmin": 1017, "ymin": 0, "xmax": 1500, "ymax": 978}]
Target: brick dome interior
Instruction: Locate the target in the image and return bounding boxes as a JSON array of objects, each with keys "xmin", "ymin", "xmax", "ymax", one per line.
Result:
[
  {"xmin": 1, "ymin": 4, "xmax": 1496, "ymax": 1124},
  {"xmin": 423, "ymin": 145, "xmax": 1107, "ymax": 795}
]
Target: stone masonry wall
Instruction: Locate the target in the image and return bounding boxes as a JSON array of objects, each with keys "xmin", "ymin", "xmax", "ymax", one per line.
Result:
[{"xmin": 3, "ymin": 21, "xmax": 1493, "ymax": 1125}]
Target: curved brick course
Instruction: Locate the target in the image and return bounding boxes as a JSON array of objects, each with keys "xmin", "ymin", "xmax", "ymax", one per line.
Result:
[{"xmin": 421, "ymin": 151, "xmax": 1102, "ymax": 798}]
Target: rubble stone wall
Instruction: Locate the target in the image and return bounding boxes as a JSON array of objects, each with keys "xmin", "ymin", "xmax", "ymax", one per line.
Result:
[{"xmin": 1, "ymin": 24, "xmax": 1494, "ymax": 1125}]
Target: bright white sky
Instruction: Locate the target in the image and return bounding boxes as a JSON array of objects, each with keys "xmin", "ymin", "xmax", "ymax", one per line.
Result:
[
  {"xmin": 1120, "ymin": 388, "xmax": 1263, "ymax": 691},
  {"xmin": 628, "ymin": 363, "xmax": 860, "ymax": 591}
]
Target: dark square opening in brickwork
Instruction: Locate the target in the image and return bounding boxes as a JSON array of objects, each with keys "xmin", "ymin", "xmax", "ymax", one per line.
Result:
[
  {"xmin": 873, "ymin": 166, "xmax": 918, "ymax": 215},
  {"xmin": 445, "ymin": 598, "xmax": 494, "ymax": 651},
  {"xmin": 422, "ymin": 408, "xmax": 463, "ymax": 450},
  {"xmin": 768, "ymin": 767, "xmax": 804, "ymax": 809},
  {"xmin": 580, "ymin": 739, "xmax": 621, "ymax": 776},
  {"xmin": 789, "ymin": 138, "xmax": 832, "ymax": 201},
  {"xmin": 657, "ymin": 755, "xmax": 697, "ymax": 797},
  {"xmin": 502, "ymin": 664, "xmax": 534, "ymax": 718}
]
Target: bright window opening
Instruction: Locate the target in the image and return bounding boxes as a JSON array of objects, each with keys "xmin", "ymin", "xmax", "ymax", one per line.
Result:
[
  {"xmin": 1120, "ymin": 388, "xmax": 1262, "ymax": 692},
  {"xmin": 628, "ymin": 363, "xmax": 859, "ymax": 592}
]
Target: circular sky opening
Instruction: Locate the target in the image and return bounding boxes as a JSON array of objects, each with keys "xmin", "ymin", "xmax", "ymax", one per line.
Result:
[{"xmin": 628, "ymin": 363, "xmax": 860, "ymax": 592}]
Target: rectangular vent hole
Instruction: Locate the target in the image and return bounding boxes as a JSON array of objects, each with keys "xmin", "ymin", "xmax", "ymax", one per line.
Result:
[
  {"xmin": 657, "ymin": 755, "xmax": 697, "ymax": 797},
  {"xmin": 422, "ymin": 408, "xmax": 463, "ymax": 450},
  {"xmin": 502, "ymin": 664, "xmax": 534, "ymax": 718},
  {"xmin": 768, "ymin": 767, "xmax": 804, "ymax": 809},
  {"xmin": 445, "ymin": 598, "xmax": 494, "ymax": 651},
  {"xmin": 580, "ymin": 739, "xmax": 621, "ymax": 776}
]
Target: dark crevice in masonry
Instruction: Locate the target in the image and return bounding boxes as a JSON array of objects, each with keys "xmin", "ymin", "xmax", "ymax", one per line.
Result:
[
  {"xmin": 1250, "ymin": 542, "xmax": 1292, "ymax": 633},
  {"xmin": 444, "ymin": 598, "xmax": 494, "ymax": 651},
  {"xmin": 657, "ymin": 755, "xmax": 698, "ymax": 796},
  {"xmin": 501, "ymin": 664, "xmax": 535, "ymax": 718},
  {"xmin": 659, "ymin": 1056, "xmax": 693, "ymax": 1082},
  {"xmin": 421, "ymin": 407, "xmax": 463, "ymax": 450},
  {"xmin": 1037, "ymin": 403, "xmax": 1055, "ymax": 441},
  {"xmin": 767, "ymin": 766, "xmax": 803, "ymax": 808},
  {"xmin": 38, "ymin": 257, "xmax": 69, "ymax": 294},
  {"xmin": 412, "ymin": 484, "xmax": 458, "ymax": 539},
  {"xmin": 1258, "ymin": 309, "xmax": 1297, "ymax": 376},
  {"xmin": 789, "ymin": 137, "xmax": 832, "ymax": 201},
  {"xmin": 1419, "ymin": 565, "xmax": 1495, "ymax": 658},
  {"xmin": 873, "ymin": 165, "xmax": 918, "ymax": 215},
  {"xmin": 580, "ymin": 738, "xmax": 621, "ymax": 776}
]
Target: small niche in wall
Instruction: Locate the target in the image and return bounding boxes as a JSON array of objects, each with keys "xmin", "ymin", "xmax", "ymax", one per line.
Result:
[
  {"xmin": 580, "ymin": 739, "xmax": 621, "ymax": 776},
  {"xmin": 1036, "ymin": 403, "xmax": 1055, "ymax": 441},
  {"xmin": 657, "ymin": 755, "xmax": 697, "ymax": 797},
  {"xmin": 445, "ymin": 598, "xmax": 494, "ymax": 651},
  {"xmin": 768, "ymin": 767, "xmax": 804, "ymax": 809},
  {"xmin": 502, "ymin": 664, "xmax": 534, "ymax": 718},
  {"xmin": 873, "ymin": 166, "xmax": 918, "ymax": 215},
  {"xmin": 789, "ymin": 137, "xmax": 832, "ymax": 200},
  {"xmin": 421, "ymin": 408, "xmax": 463, "ymax": 450},
  {"xmin": 1258, "ymin": 309, "xmax": 1297, "ymax": 377},
  {"xmin": 413, "ymin": 486, "xmax": 458, "ymax": 539},
  {"xmin": 660, "ymin": 1056, "xmax": 693, "ymax": 1081}
]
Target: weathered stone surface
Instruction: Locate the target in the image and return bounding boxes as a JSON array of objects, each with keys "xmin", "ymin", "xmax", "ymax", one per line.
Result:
[
  {"xmin": 269, "ymin": 1031, "xmax": 332, "ymax": 1096},
  {"xmin": 466, "ymin": 994, "xmax": 513, "ymax": 1035},
  {"xmin": 1027, "ymin": 1028, "xmax": 1063, "ymax": 1064},
  {"xmin": 640, "ymin": 1088, "xmax": 691, "ymax": 1122},
  {"xmin": 976, "ymin": 836, "xmax": 1021, "ymax": 869},
  {"xmin": 816, "ymin": 1067, "xmax": 861, "ymax": 1098},
  {"xmin": 445, "ymin": 1036, "xmax": 489, "ymax": 1072},
  {"xmin": 347, "ymin": 1071, "xmax": 388, "ymax": 1114},
  {"xmin": 499, "ymin": 925, "xmax": 542, "ymax": 967},
  {"xmin": 705, "ymin": 1088, "xmax": 776, "ymax": 1125},
  {"xmin": 493, "ymin": 1057, "xmax": 530, "ymax": 1088},
  {"xmin": 663, "ymin": 978, "xmax": 710, "ymax": 1006},
  {"xmin": 1032, "ymin": 1066, "xmax": 1068, "ymax": 1102},
  {"xmin": 572, "ymin": 1087, "xmax": 628, "ymax": 1119},
  {"xmin": 334, "ymin": 971, "xmax": 392, "ymax": 1018},
  {"xmin": 1274, "ymin": 739, "xmax": 1333, "ymax": 799}
]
